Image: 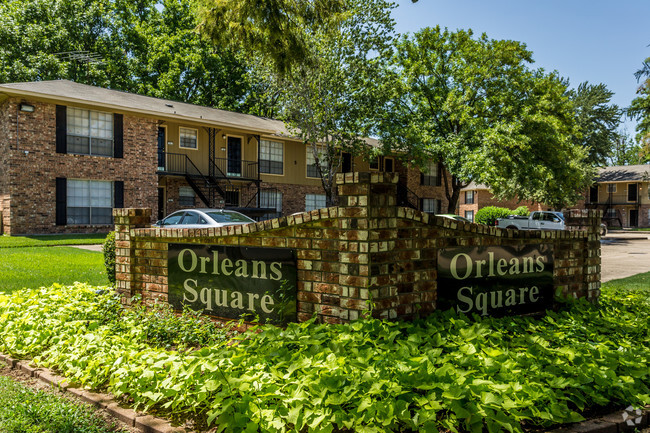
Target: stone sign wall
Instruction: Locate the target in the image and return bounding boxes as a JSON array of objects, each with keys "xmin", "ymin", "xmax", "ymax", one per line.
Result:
[{"xmin": 114, "ymin": 172, "xmax": 601, "ymax": 324}]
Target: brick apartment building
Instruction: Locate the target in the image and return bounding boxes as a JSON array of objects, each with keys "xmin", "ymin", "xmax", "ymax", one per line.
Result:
[
  {"xmin": 457, "ymin": 182, "xmax": 544, "ymax": 222},
  {"xmin": 584, "ymin": 164, "xmax": 650, "ymax": 228},
  {"xmin": 0, "ymin": 80, "xmax": 452, "ymax": 235}
]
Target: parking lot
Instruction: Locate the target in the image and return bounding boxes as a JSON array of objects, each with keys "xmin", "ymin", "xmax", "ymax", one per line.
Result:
[{"xmin": 601, "ymin": 231, "xmax": 650, "ymax": 282}]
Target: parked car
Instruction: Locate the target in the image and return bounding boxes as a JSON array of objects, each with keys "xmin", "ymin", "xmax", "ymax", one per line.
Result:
[
  {"xmin": 436, "ymin": 214, "xmax": 471, "ymax": 223},
  {"xmin": 154, "ymin": 209, "xmax": 255, "ymax": 229},
  {"xmin": 496, "ymin": 211, "xmax": 565, "ymax": 230}
]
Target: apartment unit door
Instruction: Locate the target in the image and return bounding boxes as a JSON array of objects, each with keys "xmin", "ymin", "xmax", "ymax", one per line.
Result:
[
  {"xmin": 157, "ymin": 127, "xmax": 166, "ymax": 170},
  {"xmin": 630, "ymin": 209, "xmax": 639, "ymax": 227},
  {"xmin": 227, "ymin": 137, "xmax": 242, "ymax": 177},
  {"xmin": 157, "ymin": 187, "xmax": 165, "ymax": 220}
]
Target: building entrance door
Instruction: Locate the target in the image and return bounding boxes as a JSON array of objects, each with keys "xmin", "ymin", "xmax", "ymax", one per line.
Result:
[
  {"xmin": 157, "ymin": 188, "xmax": 165, "ymax": 220},
  {"xmin": 630, "ymin": 209, "xmax": 639, "ymax": 227},
  {"xmin": 227, "ymin": 137, "xmax": 242, "ymax": 177},
  {"xmin": 157, "ymin": 127, "xmax": 166, "ymax": 170}
]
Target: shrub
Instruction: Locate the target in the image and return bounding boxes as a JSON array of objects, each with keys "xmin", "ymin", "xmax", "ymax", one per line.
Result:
[
  {"xmin": 2, "ymin": 282, "xmax": 650, "ymax": 433},
  {"xmin": 102, "ymin": 231, "xmax": 116, "ymax": 285},
  {"xmin": 475, "ymin": 206, "xmax": 511, "ymax": 226},
  {"xmin": 512, "ymin": 206, "xmax": 530, "ymax": 216}
]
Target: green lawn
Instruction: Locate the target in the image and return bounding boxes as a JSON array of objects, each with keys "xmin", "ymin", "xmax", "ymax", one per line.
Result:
[
  {"xmin": 0, "ymin": 233, "xmax": 107, "ymax": 248},
  {"xmin": 0, "ymin": 376, "xmax": 126, "ymax": 433},
  {"xmin": 0, "ymin": 247, "xmax": 108, "ymax": 293}
]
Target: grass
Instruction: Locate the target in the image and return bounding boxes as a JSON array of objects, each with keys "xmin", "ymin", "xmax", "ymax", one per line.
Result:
[
  {"xmin": 0, "ymin": 375, "xmax": 126, "ymax": 433},
  {"xmin": 602, "ymin": 271, "xmax": 650, "ymax": 290},
  {"xmin": 0, "ymin": 233, "xmax": 107, "ymax": 248},
  {"xmin": 0, "ymin": 247, "xmax": 108, "ymax": 293}
]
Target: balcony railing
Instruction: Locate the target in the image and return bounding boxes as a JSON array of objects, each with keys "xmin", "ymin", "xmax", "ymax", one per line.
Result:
[{"xmin": 157, "ymin": 152, "xmax": 259, "ymax": 181}]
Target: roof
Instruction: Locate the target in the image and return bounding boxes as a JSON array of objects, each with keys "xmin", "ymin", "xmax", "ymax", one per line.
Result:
[
  {"xmin": 461, "ymin": 182, "xmax": 490, "ymax": 191},
  {"xmin": 0, "ymin": 80, "xmax": 291, "ymax": 137},
  {"xmin": 596, "ymin": 165, "xmax": 650, "ymax": 182}
]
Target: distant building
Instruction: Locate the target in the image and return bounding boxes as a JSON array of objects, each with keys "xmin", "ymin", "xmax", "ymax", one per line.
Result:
[
  {"xmin": 457, "ymin": 182, "xmax": 544, "ymax": 222},
  {"xmin": 585, "ymin": 164, "xmax": 650, "ymax": 228}
]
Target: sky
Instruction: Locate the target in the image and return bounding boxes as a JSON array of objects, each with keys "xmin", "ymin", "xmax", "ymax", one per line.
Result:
[{"xmin": 391, "ymin": 0, "xmax": 650, "ymax": 133}]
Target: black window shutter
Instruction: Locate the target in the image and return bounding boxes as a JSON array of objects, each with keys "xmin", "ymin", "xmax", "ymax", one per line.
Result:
[
  {"xmin": 55, "ymin": 105, "xmax": 67, "ymax": 154},
  {"xmin": 114, "ymin": 181, "xmax": 124, "ymax": 208},
  {"xmin": 436, "ymin": 163, "xmax": 443, "ymax": 186},
  {"xmin": 55, "ymin": 178, "xmax": 67, "ymax": 225},
  {"xmin": 114, "ymin": 113, "xmax": 123, "ymax": 158}
]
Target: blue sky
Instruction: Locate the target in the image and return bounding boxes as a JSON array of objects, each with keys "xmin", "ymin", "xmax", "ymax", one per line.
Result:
[{"xmin": 392, "ymin": 0, "xmax": 650, "ymax": 132}]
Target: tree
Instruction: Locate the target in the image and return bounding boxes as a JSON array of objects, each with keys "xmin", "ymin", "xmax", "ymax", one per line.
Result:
[
  {"xmin": 628, "ymin": 59, "xmax": 650, "ymax": 149},
  {"xmin": 607, "ymin": 129, "xmax": 648, "ymax": 166},
  {"xmin": 195, "ymin": 0, "xmax": 344, "ymax": 75},
  {"xmin": 379, "ymin": 27, "xmax": 593, "ymax": 211},
  {"xmin": 567, "ymin": 82, "xmax": 622, "ymax": 166},
  {"xmin": 270, "ymin": 0, "xmax": 396, "ymax": 205},
  {"xmin": 0, "ymin": 0, "xmax": 275, "ymax": 113}
]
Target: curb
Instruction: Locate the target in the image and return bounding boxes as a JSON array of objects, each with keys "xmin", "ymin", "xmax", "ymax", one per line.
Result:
[{"xmin": 0, "ymin": 354, "xmax": 187, "ymax": 433}]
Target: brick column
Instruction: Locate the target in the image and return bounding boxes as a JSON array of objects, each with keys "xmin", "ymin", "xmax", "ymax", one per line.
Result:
[
  {"xmin": 564, "ymin": 209, "xmax": 602, "ymax": 302},
  {"xmin": 336, "ymin": 172, "xmax": 399, "ymax": 321},
  {"xmin": 113, "ymin": 208, "xmax": 151, "ymax": 305}
]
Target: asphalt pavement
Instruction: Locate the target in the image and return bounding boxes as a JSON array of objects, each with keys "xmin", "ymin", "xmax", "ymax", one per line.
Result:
[{"xmin": 600, "ymin": 231, "xmax": 650, "ymax": 282}]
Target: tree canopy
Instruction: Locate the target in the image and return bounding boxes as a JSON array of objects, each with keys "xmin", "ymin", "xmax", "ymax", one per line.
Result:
[
  {"xmin": 195, "ymin": 0, "xmax": 344, "ymax": 75},
  {"xmin": 379, "ymin": 26, "xmax": 594, "ymax": 211},
  {"xmin": 566, "ymin": 82, "xmax": 621, "ymax": 167},
  {"xmin": 0, "ymin": 0, "xmax": 274, "ymax": 113},
  {"xmin": 628, "ymin": 59, "xmax": 650, "ymax": 152},
  {"xmin": 263, "ymin": 0, "xmax": 396, "ymax": 205}
]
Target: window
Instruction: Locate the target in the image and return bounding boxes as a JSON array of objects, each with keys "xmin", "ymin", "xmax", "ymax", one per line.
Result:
[
  {"xmin": 607, "ymin": 184, "xmax": 616, "ymax": 193},
  {"xmin": 260, "ymin": 190, "xmax": 283, "ymax": 219},
  {"xmin": 369, "ymin": 157, "xmax": 380, "ymax": 171},
  {"xmin": 66, "ymin": 107, "xmax": 113, "ymax": 156},
  {"xmin": 465, "ymin": 191, "xmax": 475, "ymax": 204},
  {"xmin": 465, "ymin": 210, "xmax": 474, "ymax": 222},
  {"xmin": 260, "ymin": 140, "xmax": 284, "ymax": 175},
  {"xmin": 67, "ymin": 180, "xmax": 113, "ymax": 225},
  {"xmin": 179, "ymin": 127, "xmax": 198, "ymax": 149},
  {"xmin": 421, "ymin": 198, "xmax": 440, "ymax": 214},
  {"xmin": 305, "ymin": 194, "xmax": 327, "ymax": 212},
  {"xmin": 178, "ymin": 187, "xmax": 195, "ymax": 207},
  {"xmin": 421, "ymin": 162, "xmax": 441, "ymax": 186},
  {"xmin": 606, "ymin": 208, "xmax": 616, "ymax": 219},
  {"xmin": 306, "ymin": 145, "xmax": 326, "ymax": 178}
]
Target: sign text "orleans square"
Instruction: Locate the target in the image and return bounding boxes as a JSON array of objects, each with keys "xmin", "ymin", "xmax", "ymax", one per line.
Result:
[
  {"xmin": 168, "ymin": 244, "xmax": 297, "ymax": 324},
  {"xmin": 437, "ymin": 245, "xmax": 554, "ymax": 317}
]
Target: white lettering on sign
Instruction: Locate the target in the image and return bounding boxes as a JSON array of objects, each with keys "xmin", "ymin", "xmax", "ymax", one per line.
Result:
[
  {"xmin": 182, "ymin": 278, "xmax": 276, "ymax": 313},
  {"xmin": 178, "ymin": 248, "xmax": 284, "ymax": 281},
  {"xmin": 450, "ymin": 251, "xmax": 547, "ymax": 280},
  {"xmin": 456, "ymin": 286, "xmax": 541, "ymax": 316}
]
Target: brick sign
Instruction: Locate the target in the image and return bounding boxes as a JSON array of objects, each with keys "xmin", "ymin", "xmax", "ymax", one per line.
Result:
[
  {"xmin": 168, "ymin": 244, "xmax": 297, "ymax": 324},
  {"xmin": 437, "ymin": 245, "xmax": 554, "ymax": 317}
]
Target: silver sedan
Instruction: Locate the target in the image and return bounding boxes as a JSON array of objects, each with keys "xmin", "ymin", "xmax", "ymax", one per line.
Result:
[{"xmin": 154, "ymin": 208, "xmax": 255, "ymax": 229}]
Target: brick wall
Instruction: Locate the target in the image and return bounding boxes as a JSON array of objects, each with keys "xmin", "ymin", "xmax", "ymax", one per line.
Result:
[
  {"xmin": 0, "ymin": 98, "xmax": 159, "ymax": 234},
  {"xmin": 115, "ymin": 172, "xmax": 602, "ymax": 324},
  {"xmin": 458, "ymin": 189, "xmax": 545, "ymax": 219},
  {"xmin": 0, "ymin": 99, "xmax": 12, "ymax": 234}
]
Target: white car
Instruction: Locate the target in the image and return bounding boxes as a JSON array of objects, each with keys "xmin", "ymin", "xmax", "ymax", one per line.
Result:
[{"xmin": 154, "ymin": 209, "xmax": 255, "ymax": 229}]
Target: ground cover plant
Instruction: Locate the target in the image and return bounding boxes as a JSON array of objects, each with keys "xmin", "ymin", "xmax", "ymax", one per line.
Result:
[
  {"xmin": 0, "ymin": 233, "xmax": 107, "ymax": 248},
  {"xmin": 0, "ymin": 375, "xmax": 127, "ymax": 433},
  {"xmin": 0, "ymin": 247, "xmax": 108, "ymax": 293},
  {"xmin": 0, "ymin": 279, "xmax": 649, "ymax": 433}
]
